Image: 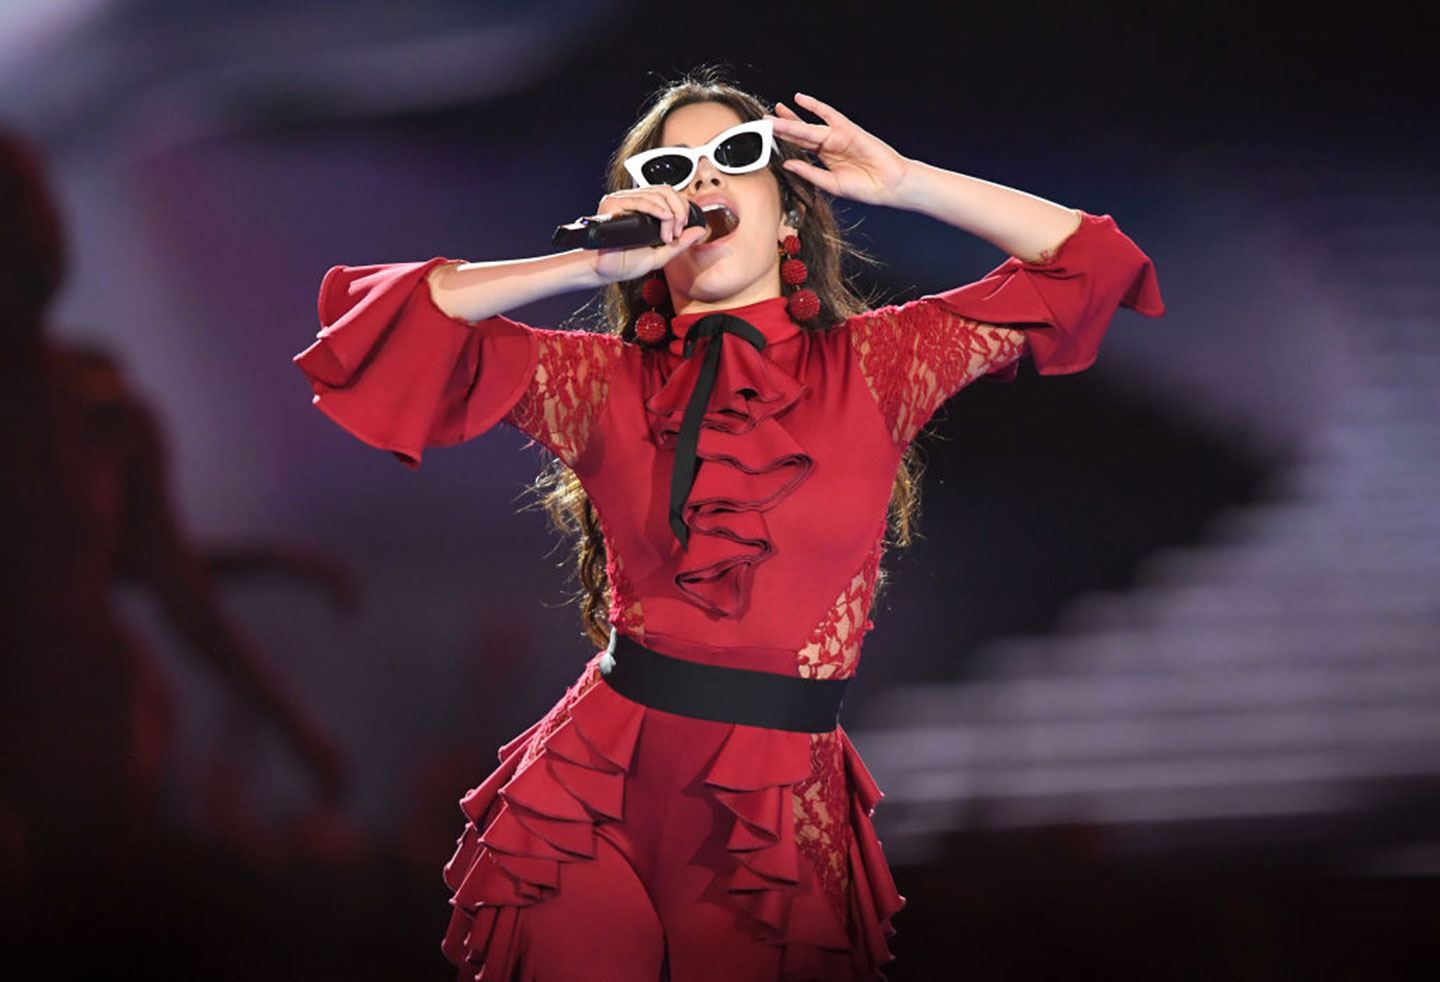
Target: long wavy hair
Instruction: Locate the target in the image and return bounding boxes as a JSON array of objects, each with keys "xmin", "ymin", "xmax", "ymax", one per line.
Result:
[{"xmin": 537, "ymin": 69, "xmax": 923, "ymax": 647}]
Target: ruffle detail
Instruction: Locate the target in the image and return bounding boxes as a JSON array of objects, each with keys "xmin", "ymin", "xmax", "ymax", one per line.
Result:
[
  {"xmin": 645, "ymin": 332, "xmax": 812, "ymax": 617},
  {"xmin": 294, "ymin": 257, "xmax": 538, "ymax": 468},
  {"xmin": 922, "ymin": 211, "xmax": 1165, "ymax": 379},
  {"xmin": 441, "ymin": 674, "xmax": 645, "ymax": 981},
  {"xmin": 839, "ymin": 726, "xmax": 906, "ymax": 979},
  {"xmin": 702, "ymin": 723, "xmax": 906, "ymax": 981},
  {"xmin": 442, "ymin": 685, "xmax": 906, "ymax": 982}
]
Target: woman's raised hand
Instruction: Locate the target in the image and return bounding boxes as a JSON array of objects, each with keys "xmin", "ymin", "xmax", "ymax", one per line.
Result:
[
  {"xmin": 590, "ymin": 186, "xmax": 709, "ymax": 284},
  {"xmin": 766, "ymin": 92, "xmax": 911, "ymax": 208}
]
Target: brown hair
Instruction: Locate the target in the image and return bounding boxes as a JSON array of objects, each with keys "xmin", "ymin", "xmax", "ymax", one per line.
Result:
[{"xmin": 537, "ymin": 68, "xmax": 923, "ymax": 647}]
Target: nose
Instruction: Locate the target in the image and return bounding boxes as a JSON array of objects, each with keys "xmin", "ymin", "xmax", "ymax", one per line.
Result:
[{"xmin": 690, "ymin": 154, "xmax": 723, "ymax": 191}]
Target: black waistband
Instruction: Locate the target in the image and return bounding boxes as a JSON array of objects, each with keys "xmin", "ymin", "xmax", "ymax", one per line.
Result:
[{"xmin": 599, "ymin": 630, "xmax": 849, "ymax": 733}]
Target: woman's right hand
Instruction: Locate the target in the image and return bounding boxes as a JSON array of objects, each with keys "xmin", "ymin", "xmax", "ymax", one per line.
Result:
[{"xmin": 590, "ymin": 186, "xmax": 709, "ymax": 284}]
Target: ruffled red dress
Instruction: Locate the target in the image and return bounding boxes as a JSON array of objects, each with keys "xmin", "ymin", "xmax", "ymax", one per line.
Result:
[{"xmin": 295, "ymin": 213, "xmax": 1162, "ymax": 981}]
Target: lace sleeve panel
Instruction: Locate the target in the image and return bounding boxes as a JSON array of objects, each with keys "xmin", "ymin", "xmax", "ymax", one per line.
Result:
[
  {"xmin": 848, "ymin": 299, "xmax": 1027, "ymax": 446},
  {"xmin": 503, "ymin": 328, "xmax": 625, "ymax": 468}
]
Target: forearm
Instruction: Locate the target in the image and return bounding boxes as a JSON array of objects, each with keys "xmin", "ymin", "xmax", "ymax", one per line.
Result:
[
  {"xmin": 890, "ymin": 159, "xmax": 1083, "ymax": 264},
  {"xmin": 425, "ymin": 248, "xmax": 604, "ymax": 322}
]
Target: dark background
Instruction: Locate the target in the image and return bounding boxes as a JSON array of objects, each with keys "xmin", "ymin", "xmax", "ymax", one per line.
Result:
[{"xmin": 2, "ymin": 1, "xmax": 1436, "ymax": 978}]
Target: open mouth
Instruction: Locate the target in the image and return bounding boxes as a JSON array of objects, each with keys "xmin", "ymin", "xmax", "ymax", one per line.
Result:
[{"xmin": 698, "ymin": 203, "xmax": 739, "ymax": 244}]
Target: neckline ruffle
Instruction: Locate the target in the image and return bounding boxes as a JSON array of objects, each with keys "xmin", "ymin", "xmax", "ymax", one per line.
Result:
[{"xmin": 644, "ymin": 299, "xmax": 812, "ymax": 617}]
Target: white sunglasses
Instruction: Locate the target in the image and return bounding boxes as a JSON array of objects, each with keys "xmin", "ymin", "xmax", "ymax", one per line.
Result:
[{"xmin": 623, "ymin": 119, "xmax": 777, "ymax": 190}]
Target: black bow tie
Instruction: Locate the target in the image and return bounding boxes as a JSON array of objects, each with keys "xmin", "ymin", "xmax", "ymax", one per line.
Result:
[{"xmin": 669, "ymin": 313, "xmax": 767, "ymax": 548}]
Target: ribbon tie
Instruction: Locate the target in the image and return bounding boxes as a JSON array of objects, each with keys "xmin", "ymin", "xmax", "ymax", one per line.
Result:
[{"xmin": 669, "ymin": 313, "xmax": 767, "ymax": 547}]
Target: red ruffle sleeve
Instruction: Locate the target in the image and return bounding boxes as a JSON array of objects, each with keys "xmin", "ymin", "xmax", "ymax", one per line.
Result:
[
  {"xmin": 924, "ymin": 211, "xmax": 1165, "ymax": 375},
  {"xmin": 847, "ymin": 212, "xmax": 1164, "ymax": 446},
  {"xmin": 293, "ymin": 257, "xmax": 537, "ymax": 468}
]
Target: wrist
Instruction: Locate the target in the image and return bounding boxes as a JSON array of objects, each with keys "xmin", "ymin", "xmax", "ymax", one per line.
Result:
[
  {"xmin": 574, "ymin": 247, "xmax": 608, "ymax": 290},
  {"xmin": 888, "ymin": 157, "xmax": 936, "ymax": 213}
]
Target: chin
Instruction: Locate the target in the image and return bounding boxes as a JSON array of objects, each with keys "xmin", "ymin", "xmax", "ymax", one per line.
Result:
[
  {"xmin": 669, "ymin": 274, "xmax": 729, "ymax": 305},
  {"xmin": 688, "ymin": 279, "xmax": 748, "ymax": 304},
  {"xmin": 677, "ymin": 260, "xmax": 769, "ymax": 307}
]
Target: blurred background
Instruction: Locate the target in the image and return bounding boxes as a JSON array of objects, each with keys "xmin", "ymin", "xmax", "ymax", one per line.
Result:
[{"xmin": 1, "ymin": 0, "xmax": 1436, "ymax": 978}]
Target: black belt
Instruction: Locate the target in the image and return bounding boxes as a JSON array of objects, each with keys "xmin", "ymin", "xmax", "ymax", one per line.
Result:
[{"xmin": 599, "ymin": 630, "xmax": 849, "ymax": 733}]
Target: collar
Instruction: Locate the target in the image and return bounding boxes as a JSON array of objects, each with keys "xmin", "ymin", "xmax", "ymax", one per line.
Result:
[{"xmin": 669, "ymin": 296, "xmax": 799, "ymax": 356}]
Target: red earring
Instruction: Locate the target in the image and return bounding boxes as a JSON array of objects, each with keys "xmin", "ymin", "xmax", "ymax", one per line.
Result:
[
  {"xmin": 780, "ymin": 234, "xmax": 819, "ymax": 321},
  {"xmin": 635, "ymin": 272, "xmax": 670, "ymax": 344}
]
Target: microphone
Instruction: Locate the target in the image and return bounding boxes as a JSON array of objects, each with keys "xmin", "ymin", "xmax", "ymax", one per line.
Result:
[{"xmin": 552, "ymin": 202, "xmax": 738, "ymax": 250}]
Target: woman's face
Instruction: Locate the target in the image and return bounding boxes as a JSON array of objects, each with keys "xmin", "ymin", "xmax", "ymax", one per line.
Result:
[{"xmin": 655, "ymin": 101, "xmax": 796, "ymax": 315}]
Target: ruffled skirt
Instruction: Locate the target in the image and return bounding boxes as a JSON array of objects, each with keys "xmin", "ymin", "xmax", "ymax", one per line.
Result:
[{"xmin": 441, "ymin": 655, "xmax": 904, "ymax": 981}]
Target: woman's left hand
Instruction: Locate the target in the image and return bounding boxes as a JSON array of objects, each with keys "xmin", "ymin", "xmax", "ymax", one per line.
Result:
[{"xmin": 766, "ymin": 92, "xmax": 911, "ymax": 207}]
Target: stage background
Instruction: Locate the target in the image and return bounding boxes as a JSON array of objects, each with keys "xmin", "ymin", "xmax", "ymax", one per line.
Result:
[{"xmin": 2, "ymin": 1, "xmax": 1435, "ymax": 978}]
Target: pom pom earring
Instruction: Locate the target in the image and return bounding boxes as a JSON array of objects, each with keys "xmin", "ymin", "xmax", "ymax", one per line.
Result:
[
  {"xmin": 634, "ymin": 272, "xmax": 671, "ymax": 344},
  {"xmin": 779, "ymin": 234, "xmax": 819, "ymax": 322}
]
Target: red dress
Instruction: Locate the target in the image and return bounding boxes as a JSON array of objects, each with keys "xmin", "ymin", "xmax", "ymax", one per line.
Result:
[{"xmin": 295, "ymin": 213, "xmax": 1162, "ymax": 981}]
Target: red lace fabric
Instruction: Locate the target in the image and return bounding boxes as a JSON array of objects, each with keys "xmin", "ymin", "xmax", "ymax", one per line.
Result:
[
  {"xmin": 503, "ymin": 328, "xmax": 623, "ymax": 467},
  {"xmin": 848, "ymin": 303, "xmax": 1026, "ymax": 446},
  {"xmin": 796, "ymin": 539, "xmax": 883, "ymax": 681},
  {"xmin": 599, "ymin": 519, "xmax": 645, "ymax": 641},
  {"xmin": 793, "ymin": 730, "xmax": 852, "ymax": 927},
  {"xmin": 792, "ymin": 538, "xmax": 884, "ymax": 927}
]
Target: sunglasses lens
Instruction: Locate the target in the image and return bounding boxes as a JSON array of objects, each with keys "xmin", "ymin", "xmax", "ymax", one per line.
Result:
[
  {"xmin": 714, "ymin": 131, "xmax": 764, "ymax": 169},
  {"xmin": 640, "ymin": 154, "xmax": 693, "ymax": 188}
]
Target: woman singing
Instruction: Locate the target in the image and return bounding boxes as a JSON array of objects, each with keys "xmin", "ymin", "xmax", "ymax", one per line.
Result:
[{"xmin": 295, "ymin": 72, "xmax": 1162, "ymax": 982}]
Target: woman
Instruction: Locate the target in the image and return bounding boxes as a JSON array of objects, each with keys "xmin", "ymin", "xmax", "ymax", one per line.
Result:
[{"xmin": 295, "ymin": 74, "xmax": 1162, "ymax": 982}]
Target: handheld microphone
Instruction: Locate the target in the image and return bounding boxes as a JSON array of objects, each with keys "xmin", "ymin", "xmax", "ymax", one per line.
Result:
[{"xmin": 552, "ymin": 202, "xmax": 737, "ymax": 250}]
